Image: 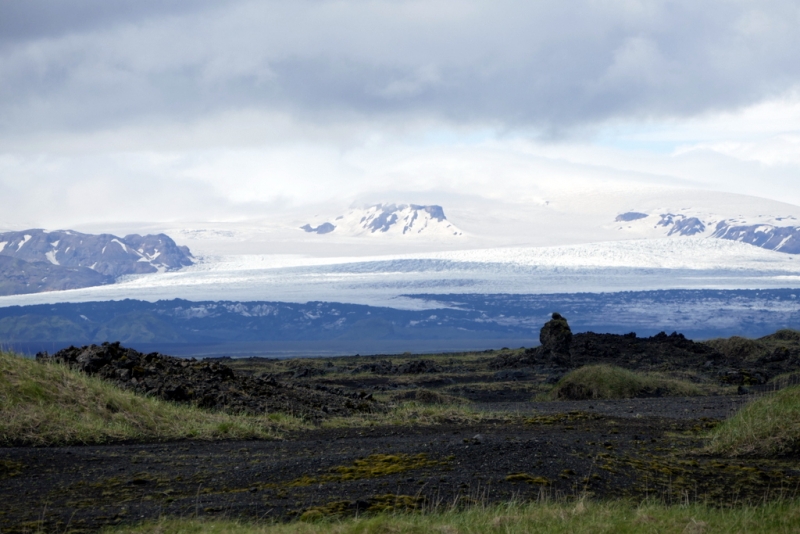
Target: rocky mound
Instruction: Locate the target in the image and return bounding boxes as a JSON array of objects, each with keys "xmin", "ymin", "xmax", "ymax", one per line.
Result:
[
  {"xmin": 569, "ymin": 330, "xmax": 722, "ymax": 370},
  {"xmin": 490, "ymin": 313, "xmax": 800, "ymax": 386},
  {"xmin": 36, "ymin": 342, "xmax": 380, "ymax": 419}
]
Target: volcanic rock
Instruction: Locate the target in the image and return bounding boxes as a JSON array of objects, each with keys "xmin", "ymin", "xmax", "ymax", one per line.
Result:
[
  {"xmin": 539, "ymin": 312, "xmax": 573, "ymax": 365},
  {"xmin": 37, "ymin": 342, "xmax": 380, "ymax": 418}
]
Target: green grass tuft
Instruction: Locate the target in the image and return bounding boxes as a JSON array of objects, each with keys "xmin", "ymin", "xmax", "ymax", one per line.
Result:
[
  {"xmin": 107, "ymin": 499, "xmax": 800, "ymax": 533},
  {"xmin": 708, "ymin": 385, "xmax": 800, "ymax": 457},
  {"xmin": 549, "ymin": 364, "xmax": 705, "ymax": 400},
  {"xmin": 0, "ymin": 351, "xmax": 308, "ymax": 446},
  {"xmin": 322, "ymin": 401, "xmax": 508, "ymax": 429}
]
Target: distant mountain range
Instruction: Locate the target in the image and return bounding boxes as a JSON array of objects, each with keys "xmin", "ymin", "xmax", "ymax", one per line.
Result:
[
  {"xmin": 299, "ymin": 202, "xmax": 800, "ymax": 256},
  {"xmin": 3, "ymin": 289, "xmax": 799, "ymax": 356},
  {"xmin": 302, "ymin": 203, "xmax": 463, "ymax": 237},
  {"xmin": 0, "ymin": 229, "xmax": 193, "ymax": 296},
  {"xmin": 615, "ymin": 211, "xmax": 800, "ymax": 254}
]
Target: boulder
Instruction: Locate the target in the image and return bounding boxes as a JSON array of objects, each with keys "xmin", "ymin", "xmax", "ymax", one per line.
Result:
[{"xmin": 539, "ymin": 313, "xmax": 573, "ymax": 365}]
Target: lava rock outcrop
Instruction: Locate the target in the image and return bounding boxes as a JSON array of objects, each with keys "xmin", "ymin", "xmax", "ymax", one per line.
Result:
[
  {"xmin": 539, "ymin": 312, "xmax": 573, "ymax": 366},
  {"xmin": 37, "ymin": 342, "xmax": 380, "ymax": 418},
  {"xmin": 489, "ymin": 313, "xmax": 800, "ymax": 385}
]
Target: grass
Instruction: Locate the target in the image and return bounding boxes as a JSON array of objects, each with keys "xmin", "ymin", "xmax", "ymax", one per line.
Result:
[
  {"xmin": 765, "ymin": 371, "xmax": 800, "ymax": 390},
  {"xmin": 0, "ymin": 351, "xmax": 308, "ymax": 446},
  {"xmin": 321, "ymin": 401, "xmax": 511, "ymax": 429},
  {"xmin": 0, "ymin": 349, "xmax": 505, "ymax": 444},
  {"xmin": 704, "ymin": 329, "xmax": 800, "ymax": 362},
  {"xmin": 106, "ymin": 499, "xmax": 800, "ymax": 533},
  {"xmin": 548, "ymin": 364, "xmax": 705, "ymax": 400},
  {"xmin": 704, "ymin": 336, "xmax": 768, "ymax": 362},
  {"xmin": 707, "ymin": 384, "xmax": 800, "ymax": 457}
]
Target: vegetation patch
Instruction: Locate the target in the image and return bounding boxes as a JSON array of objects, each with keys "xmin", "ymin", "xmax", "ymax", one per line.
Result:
[
  {"xmin": 0, "ymin": 459, "xmax": 24, "ymax": 479},
  {"xmin": 0, "ymin": 350, "xmax": 306, "ymax": 445},
  {"xmin": 524, "ymin": 411, "xmax": 602, "ymax": 425},
  {"xmin": 297, "ymin": 494, "xmax": 424, "ymax": 520},
  {"xmin": 323, "ymin": 402, "xmax": 510, "ymax": 428},
  {"xmin": 704, "ymin": 329, "xmax": 800, "ymax": 363},
  {"xmin": 109, "ymin": 499, "xmax": 800, "ymax": 533},
  {"xmin": 708, "ymin": 384, "xmax": 800, "ymax": 457},
  {"xmin": 390, "ymin": 388, "xmax": 467, "ymax": 405},
  {"xmin": 505, "ymin": 473, "xmax": 551, "ymax": 485},
  {"xmin": 766, "ymin": 371, "xmax": 800, "ymax": 391},
  {"xmin": 290, "ymin": 453, "xmax": 449, "ymax": 486},
  {"xmin": 550, "ymin": 364, "xmax": 704, "ymax": 400}
]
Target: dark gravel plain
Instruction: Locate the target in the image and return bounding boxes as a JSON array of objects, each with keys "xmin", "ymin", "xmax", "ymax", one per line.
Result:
[
  {"xmin": 3, "ymin": 395, "xmax": 799, "ymax": 533},
  {"xmin": 5, "ymin": 323, "xmax": 800, "ymax": 533}
]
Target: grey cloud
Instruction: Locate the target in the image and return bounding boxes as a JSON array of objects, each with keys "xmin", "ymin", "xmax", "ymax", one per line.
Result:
[
  {"xmin": 0, "ymin": 1, "xmax": 227, "ymax": 46},
  {"xmin": 1, "ymin": 0, "xmax": 800, "ymax": 141}
]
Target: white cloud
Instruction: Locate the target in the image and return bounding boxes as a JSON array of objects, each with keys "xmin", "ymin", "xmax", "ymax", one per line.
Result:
[{"xmin": 2, "ymin": 1, "xmax": 800, "ymax": 230}]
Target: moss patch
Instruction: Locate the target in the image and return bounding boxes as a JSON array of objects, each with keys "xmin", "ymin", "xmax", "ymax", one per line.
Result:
[
  {"xmin": 506, "ymin": 473, "xmax": 551, "ymax": 485},
  {"xmin": 0, "ymin": 459, "xmax": 24, "ymax": 479},
  {"xmin": 297, "ymin": 494, "xmax": 425, "ymax": 520},
  {"xmin": 289, "ymin": 453, "xmax": 450, "ymax": 486},
  {"xmin": 525, "ymin": 411, "xmax": 602, "ymax": 425}
]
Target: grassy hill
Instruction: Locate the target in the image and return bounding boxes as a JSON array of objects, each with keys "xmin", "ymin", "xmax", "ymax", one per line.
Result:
[{"xmin": 0, "ymin": 350, "xmax": 304, "ymax": 445}]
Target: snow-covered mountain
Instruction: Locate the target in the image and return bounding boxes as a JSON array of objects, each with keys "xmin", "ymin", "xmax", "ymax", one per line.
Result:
[
  {"xmin": 0, "ymin": 229, "xmax": 196, "ymax": 296},
  {"xmin": 613, "ymin": 210, "xmax": 800, "ymax": 254},
  {"xmin": 301, "ymin": 204, "xmax": 463, "ymax": 238},
  {"xmin": 0, "ymin": 229, "xmax": 193, "ymax": 280}
]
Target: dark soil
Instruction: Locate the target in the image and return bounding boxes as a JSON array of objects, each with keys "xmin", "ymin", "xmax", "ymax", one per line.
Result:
[{"xmin": 3, "ymin": 396, "xmax": 799, "ymax": 533}]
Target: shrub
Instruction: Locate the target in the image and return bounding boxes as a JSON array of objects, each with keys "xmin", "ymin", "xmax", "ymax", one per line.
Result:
[
  {"xmin": 549, "ymin": 364, "xmax": 703, "ymax": 400},
  {"xmin": 708, "ymin": 385, "xmax": 800, "ymax": 457}
]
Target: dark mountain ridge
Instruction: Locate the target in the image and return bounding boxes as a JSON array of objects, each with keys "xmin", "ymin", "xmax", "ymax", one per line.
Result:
[
  {"xmin": 0, "ymin": 229, "xmax": 193, "ymax": 295},
  {"xmin": 2, "ymin": 288, "xmax": 800, "ymax": 356}
]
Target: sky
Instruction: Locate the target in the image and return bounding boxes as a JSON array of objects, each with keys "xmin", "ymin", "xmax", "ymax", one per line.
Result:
[{"xmin": 2, "ymin": 0, "xmax": 800, "ymax": 229}]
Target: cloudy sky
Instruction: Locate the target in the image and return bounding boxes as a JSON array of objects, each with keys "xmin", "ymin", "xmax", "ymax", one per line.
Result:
[{"xmin": 2, "ymin": 0, "xmax": 800, "ymax": 228}]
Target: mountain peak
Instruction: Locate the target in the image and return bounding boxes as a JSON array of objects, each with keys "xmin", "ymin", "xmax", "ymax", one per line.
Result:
[
  {"xmin": 613, "ymin": 209, "xmax": 800, "ymax": 254},
  {"xmin": 301, "ymin": 203, "xmax": 463, "ymax": 237}
]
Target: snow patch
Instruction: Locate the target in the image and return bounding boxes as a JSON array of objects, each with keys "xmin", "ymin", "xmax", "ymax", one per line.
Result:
[
  {"xmin": 111, "ymin": 239, "xmax": 128, "ymax": 252},
  {"xmin": 17, "ymin": 235, "xmax": 31, "ymax": 250},
  {"xmin": 45, "ymin": 250, "xmax": 60, "ymax": 265},
  {"xmin": 0, "ymin": 241, "xmax": 6, "ymax": 253}
]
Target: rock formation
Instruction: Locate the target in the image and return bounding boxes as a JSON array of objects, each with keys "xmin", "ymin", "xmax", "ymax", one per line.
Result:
[
  {"xmin": 37, "ymin": 342, "xmax": 380, "ymax": 419},
  {"xmin": 539, "ymin": 312, "xmax": 573, "ymax": 365}
]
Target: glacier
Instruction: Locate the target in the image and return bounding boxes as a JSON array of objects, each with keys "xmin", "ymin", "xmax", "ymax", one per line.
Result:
[{"xmin": 1, "ymin": 237, "xmax": 799, "ymax": 310}]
